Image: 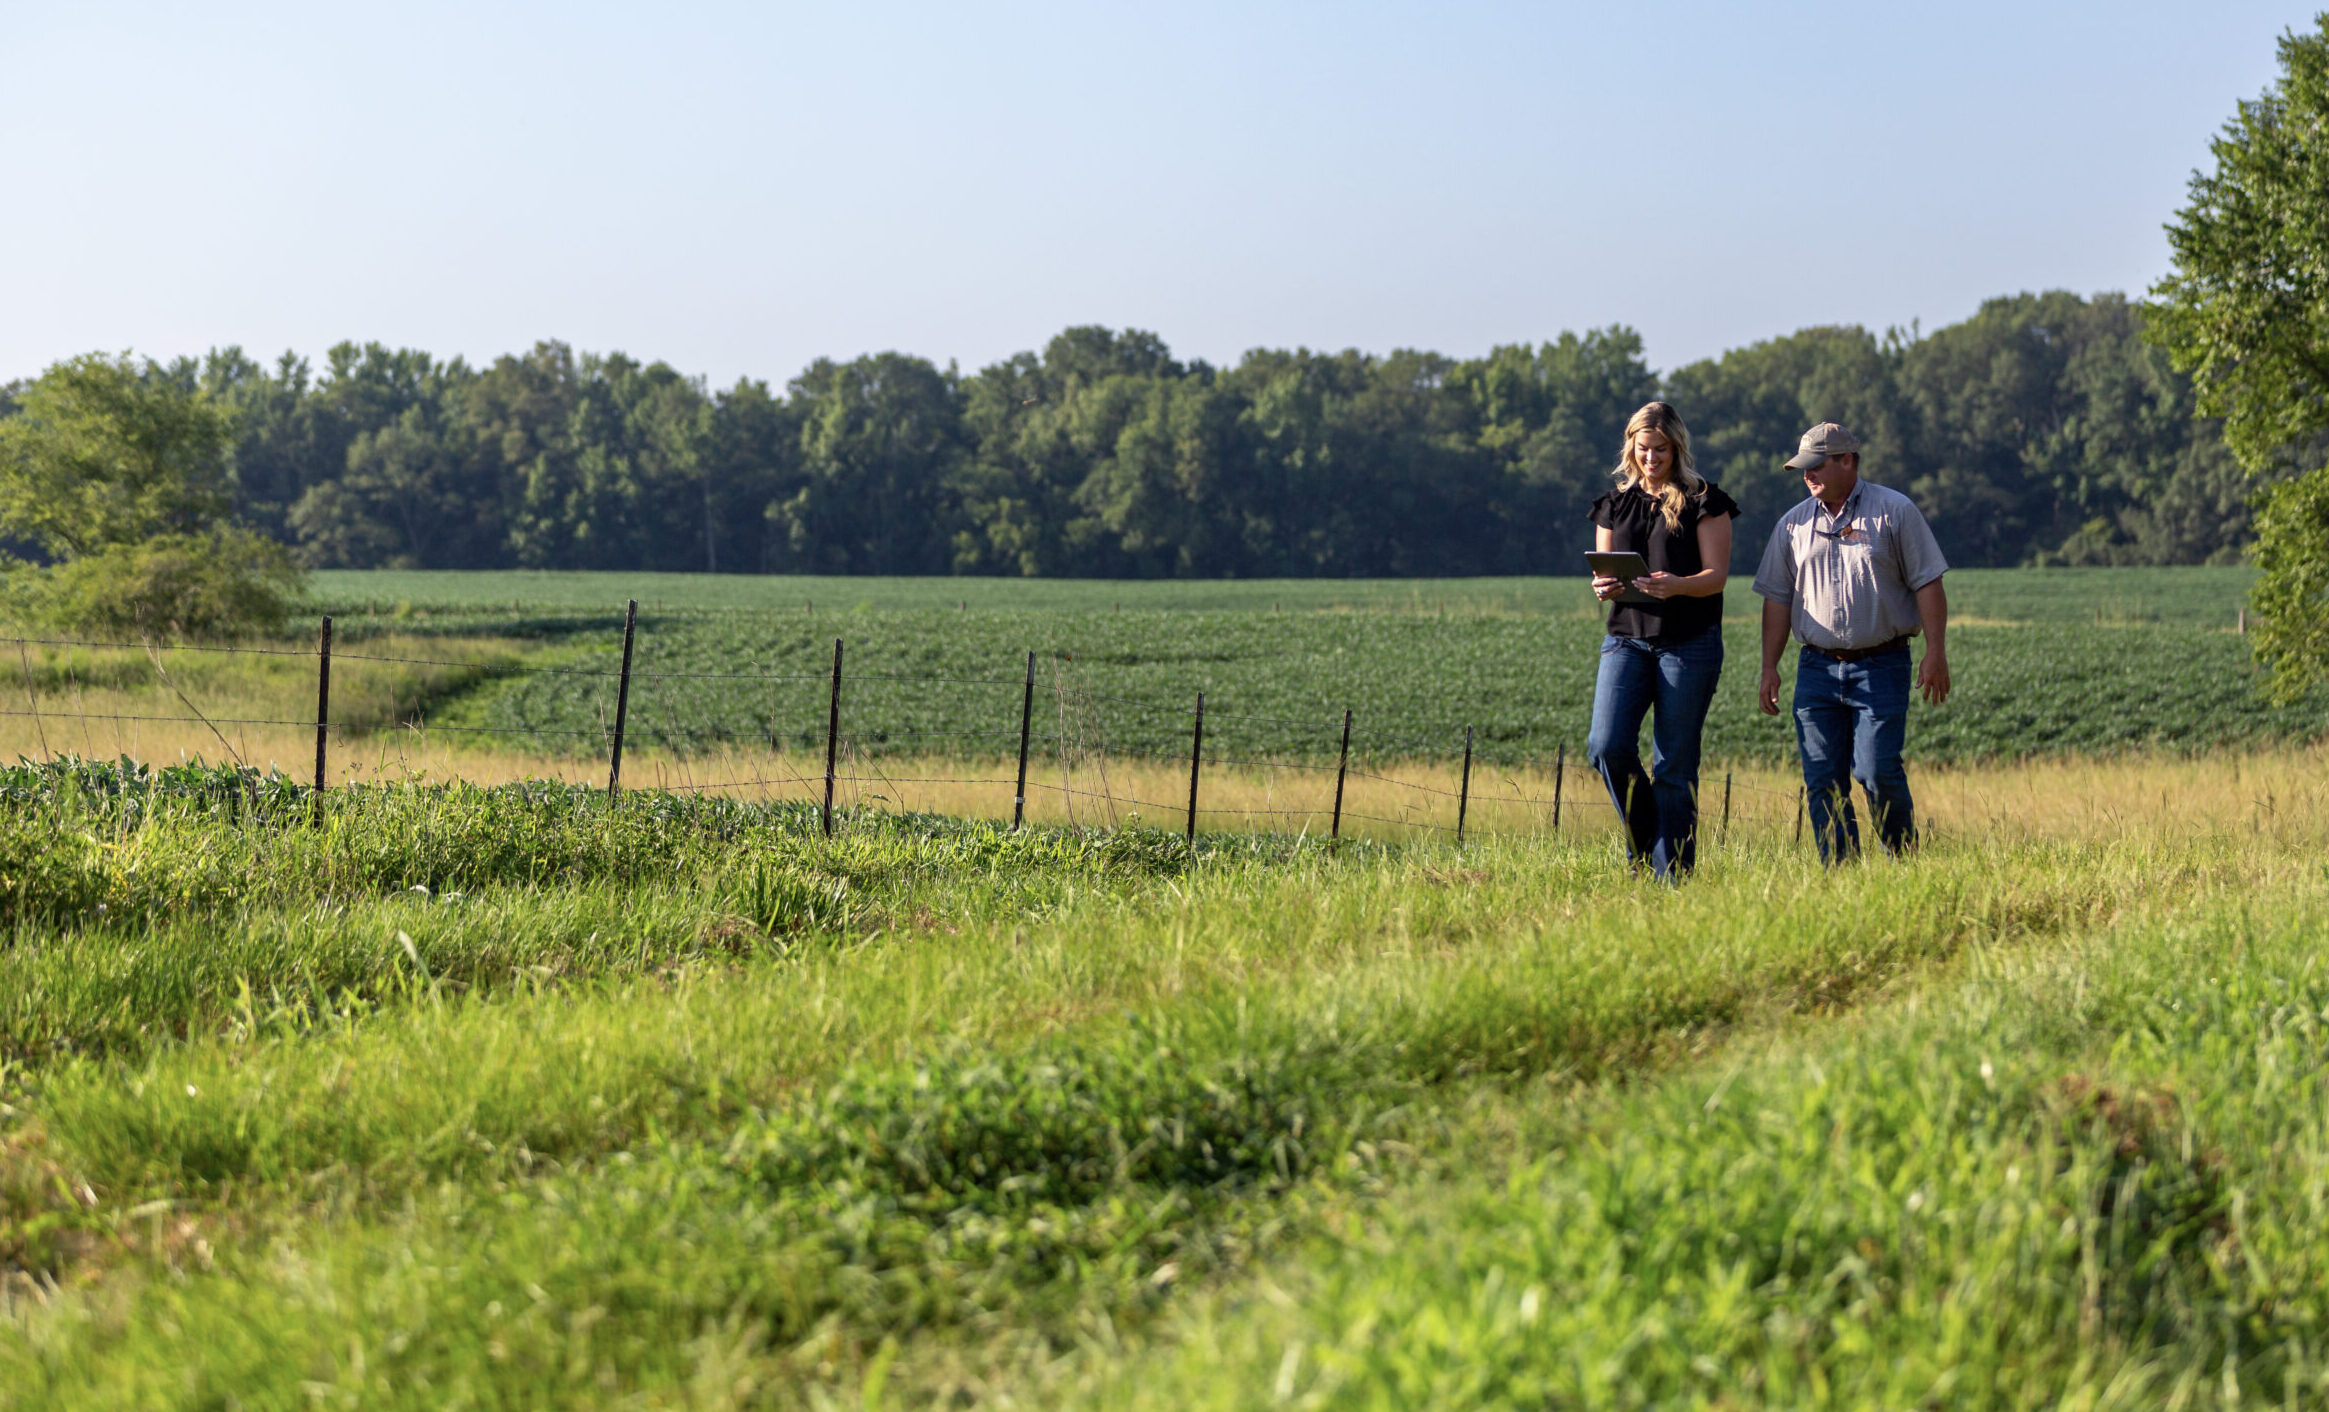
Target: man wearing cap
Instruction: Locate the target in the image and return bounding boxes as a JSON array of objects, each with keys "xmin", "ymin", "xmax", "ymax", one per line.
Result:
[{"xmin": 1752, "ymin": 422, "xmax": 1951, "ymax": 861}]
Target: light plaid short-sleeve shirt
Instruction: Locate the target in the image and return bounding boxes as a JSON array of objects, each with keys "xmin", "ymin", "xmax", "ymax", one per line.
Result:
[{"xmin": 1751, "ymin": 480, "xmax": 1948, "ymax": 652}]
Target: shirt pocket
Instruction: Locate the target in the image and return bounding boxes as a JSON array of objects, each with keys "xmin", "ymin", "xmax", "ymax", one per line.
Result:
[{"xmin": 1851, "ymin": 521, "xmax": 1901, "ymax": 575}]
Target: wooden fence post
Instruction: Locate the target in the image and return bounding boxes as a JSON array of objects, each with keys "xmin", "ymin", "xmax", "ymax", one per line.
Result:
[
  {"xmin": 1185, "ymin": 691, "xmax": 1204, "ymax": 845},
  {"xmin": 1013, "ymin": 650, "xmax": 1034, "ymax": 829},
  {"xmin": 1330, "ymin": 707, "xmax": 1352, "ymax": 843},
  {"xmin": 822, "ymin": 637, "xmax": 843, "ymax": 837},
  {"xmin": 607, "ymin": 599, "xmax": 637, "ymax": 800},
  {"xmin": 312, "ymin": 616, "xmax": 331, "ymax": 824}
]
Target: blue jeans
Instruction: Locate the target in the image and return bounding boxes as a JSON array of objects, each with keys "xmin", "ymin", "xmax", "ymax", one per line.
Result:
[
  {"xmin": 1587, "ymin": 630, "xmax": 1724, "ymax": 879},
  {"xmin": 1793, "ymin": 642, "xmax": 1916, "ymax": 863}
]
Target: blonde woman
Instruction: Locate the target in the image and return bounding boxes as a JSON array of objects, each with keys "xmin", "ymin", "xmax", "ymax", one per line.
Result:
[{"xmin": 1586, "ymin": 401, "xmax": 1738, "ymax": 878}]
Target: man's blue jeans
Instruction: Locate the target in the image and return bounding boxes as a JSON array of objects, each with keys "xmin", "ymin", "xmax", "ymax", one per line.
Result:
[
  {"xmin": 1587, "ymin": 630, "xmax": 1724, "ymax": 879},
  {"xmin": 1794, "ymin": 642, "xmax": 1916, "ymax": 863}
]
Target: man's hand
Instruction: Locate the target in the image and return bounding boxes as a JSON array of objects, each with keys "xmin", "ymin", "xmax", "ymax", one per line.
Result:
[
  {"xmin": 1758, "ymin": 597, "xmax": 1791, "ymax": 717},
  {"xmin": 1917, "ymin": 649, "xmax": 1951, "ymax": 706},
  {"xmin": 1913, "ymin": 577, "xmax": 1950, "ymax": 706}
]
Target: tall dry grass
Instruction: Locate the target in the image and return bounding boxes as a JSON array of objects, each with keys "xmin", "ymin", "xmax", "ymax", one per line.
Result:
[
  {"xmin": 4, "ymin": 672, "xmax": 2323, "ymax": 853},
  {"xmin": 0, "ymin": 635, "xmax": 521, "ymax": 772}
]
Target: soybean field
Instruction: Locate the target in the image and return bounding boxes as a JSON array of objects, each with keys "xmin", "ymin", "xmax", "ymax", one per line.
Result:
[
  {"xmin": 309, "ymin": 564, "xmax": 2262, "ymax": 625},
  {"xmin": 294, "ymin": 566, "xmax": 2325, "ymax": 769}
]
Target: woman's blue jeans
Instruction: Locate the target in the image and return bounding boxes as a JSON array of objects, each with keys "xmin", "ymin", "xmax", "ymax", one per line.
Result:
[{"xmin": 1587, "ymin": 629, "xmax": 1724, "ymax": 879}]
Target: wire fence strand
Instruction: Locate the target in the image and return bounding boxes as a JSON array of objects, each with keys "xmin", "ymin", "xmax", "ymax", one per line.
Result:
[
  {"xmin": 3, "ymin": 620, "xmax": 1835, "ymax": 845},
  {"xmin": 2, "ymin": 636, "xmax": 319, "ymax": 658}
]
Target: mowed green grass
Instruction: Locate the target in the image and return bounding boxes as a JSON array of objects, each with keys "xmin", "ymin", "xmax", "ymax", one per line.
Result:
[{"xmin": 4, "ymin": 755, "xmax": 2329, "ymax": 1405}]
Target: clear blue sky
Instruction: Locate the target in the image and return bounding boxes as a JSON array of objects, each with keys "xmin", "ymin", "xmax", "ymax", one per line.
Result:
[{"xmin": 3, "ymin": 0, "xmax": 2317, "ymax": 386}]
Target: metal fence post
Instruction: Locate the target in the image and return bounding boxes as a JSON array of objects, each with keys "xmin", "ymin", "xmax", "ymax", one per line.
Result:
[
  {"xmin": 607, "ymin": 599, "xmax": 637, "ymax": 800},
  {"xmin": 1721, "ymin": 771, "xmax": 1732, "ymax": 847},
  {"xmin": 1795, "ymin": 785, "xmax": 1805, "ymax": 847},
  {"xmin": 823, "ymin": 637, "xmax": 843, "ymax": 837},
  {"xmin": 312, "ymin": 616, "xmax": 331, "ymax": 824},
  {"xmin": 1552, "ymin": 742, "xmax": 1564, "ymax": 831},
  {"xmin": 1013, "ymin": 650, "xmax": 1034, "ymax": 829},
  {"xmin": 1185, "ymin": 691, "xmax": 1204, "ymax": 844},
  {"xmin": 1330, "ymin": 707, "xmax": 1352, "ymax": 843},
  {"xmin": 1457, "ymin": 726, "xmax": 1474, "ymax": 844}
]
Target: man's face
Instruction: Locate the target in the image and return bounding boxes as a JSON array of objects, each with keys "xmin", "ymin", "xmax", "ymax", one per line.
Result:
[{"xmin": 1802, "ymin": 451, "xmax": 1858, "ymax": 504}]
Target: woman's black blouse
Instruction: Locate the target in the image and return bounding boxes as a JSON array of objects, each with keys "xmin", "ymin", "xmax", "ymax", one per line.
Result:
[{"xmin": 1588, "ymin": 481, "xmax": 1741, "ymax": 641}]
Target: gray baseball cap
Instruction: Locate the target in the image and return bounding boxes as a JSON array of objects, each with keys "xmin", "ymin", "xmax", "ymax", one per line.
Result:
[{"xmin": 1786, "ymin": 422, "xmax": 1861, "ymax": 471}]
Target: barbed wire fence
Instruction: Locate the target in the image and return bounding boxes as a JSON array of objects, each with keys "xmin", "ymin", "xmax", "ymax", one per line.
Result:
[{"xmin": 2, "ymin": 600, "xmax": 1820, "ymax": 847}]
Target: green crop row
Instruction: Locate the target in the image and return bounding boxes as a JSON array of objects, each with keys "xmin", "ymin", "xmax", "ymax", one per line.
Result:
[
  {"xmin": 445, "ymin": 609, "xmax": 2315, "ymax": 767},
  {"xmin": 307, "ymin": 565, "xmax": 2261, "ymax": 627}
]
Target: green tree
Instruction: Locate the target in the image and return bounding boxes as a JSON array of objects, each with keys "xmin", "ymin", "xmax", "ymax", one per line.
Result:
[
  {"xmin": 1664, "ymin": 326, "xmax": 1907, "ymax": 569},
  {"xmin": 0, "ymin": 353, "xmax": 235, "ymax": 557},
  {"xmin": 0, "ymin": 353, "xmax": 300, "ymax": 637},
  {"xmin": 2148, "ymin": 15, "xmax": 2329, "ymax": 697},
  {"xmin": 955, "ymin": 328, "xmax": 1189, "ymax": 576},
  {"xmin": 1228, "ymin": 346, "xmax": 1475, "ymax": 576},
  {"xmin": 774, "ymin": 354, "xmax": 966, "ymax": 573},
  {"xmin": 1895, "ymin": 292, "xmax": 2247, "ymax": 566},
  {"xmin": 709, "ymin": 376, "xmax": 801, "ymax": 574},
  {"xmin": 506, "ymin": 352, "xmax": 718, "ymax": 572},
  {"xmin": 2250, "ymin": 466, "xmax": 2329, "ymax": 692},
  {"xmin": 1454, "ymin": 329, "xmax": 1658, "ymax": 572},
  {"xmin": 1074, "ymin": 374, "xmax": 1241, "ymax": 575},
  {"xmin": 262, "ymin": 343, "xmax": 481, "ymax": 569},
  {"xmin": 293, "ymin": 406, "xmax": 472, "ymax": 568}
]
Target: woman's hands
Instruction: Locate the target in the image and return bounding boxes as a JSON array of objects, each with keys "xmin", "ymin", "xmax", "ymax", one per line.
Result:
[{"xmin": 1594, "ymin": 571, "xmax": 1686, "ymax": 601}]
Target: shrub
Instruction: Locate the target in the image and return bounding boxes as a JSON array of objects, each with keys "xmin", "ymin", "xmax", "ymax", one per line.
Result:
[{"xmin": 32, "ymin": 527, "xmax": 304, "ymax": 640}]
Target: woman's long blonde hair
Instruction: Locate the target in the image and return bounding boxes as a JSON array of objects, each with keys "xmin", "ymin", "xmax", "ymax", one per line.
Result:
[{"xmin": 1612, "ymin": 401, "xmax": 1705, "ymax": 533}]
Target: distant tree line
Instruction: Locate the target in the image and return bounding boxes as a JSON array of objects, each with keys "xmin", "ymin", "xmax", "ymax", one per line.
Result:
[{"xmin": 0, "ymin": 290, "xmax": 2256, "ymax": 577}]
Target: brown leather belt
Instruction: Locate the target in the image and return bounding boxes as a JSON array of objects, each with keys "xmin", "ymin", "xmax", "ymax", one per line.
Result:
[{"xmin": 1803, "ymin": 635, "xmax": 1911, "ymax": 663}]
